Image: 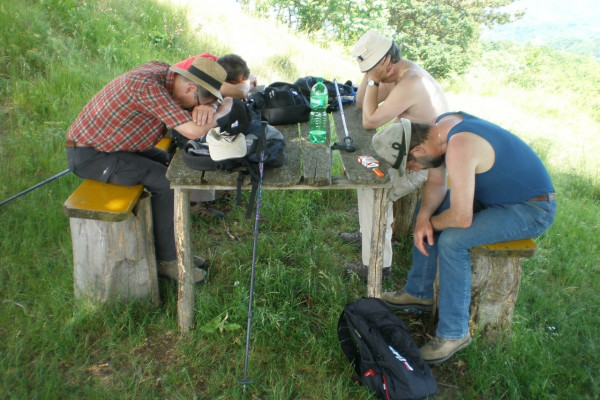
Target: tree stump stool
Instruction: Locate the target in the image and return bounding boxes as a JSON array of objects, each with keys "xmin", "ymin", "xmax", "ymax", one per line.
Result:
[{"xmin": 433, "ymin": 238, "xmax": 537, "ymax": 341}]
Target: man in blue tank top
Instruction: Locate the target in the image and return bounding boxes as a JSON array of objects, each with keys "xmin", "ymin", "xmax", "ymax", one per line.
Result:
[{"xmin": 372, "ymin": 112, "xmax": 557, "ymax": 364}]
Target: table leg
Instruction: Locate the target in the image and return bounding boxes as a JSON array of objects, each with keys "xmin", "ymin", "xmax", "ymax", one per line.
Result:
[
  {"xmin": 174, "ymin": 188, "xmax": 194, "ymax": 333},
  {"xmin": 367, "ymin": 188, "xmax": 389, "ymax": 298}
]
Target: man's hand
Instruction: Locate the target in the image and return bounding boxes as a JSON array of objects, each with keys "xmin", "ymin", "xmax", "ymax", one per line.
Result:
[
  {"xmin": 367, "ymin": 55, "xmax": 391, "ymax": 83},
  {"xmin": 192, "ymin": 103, "xmax": 218, "ymax": 126},
  {"xmin": 192, "ymin": 97, "xmax": 233, "ymax": 126},
  {"xmin": 414, "ymin": 215, "xmax": 435, "ymax": 256}
]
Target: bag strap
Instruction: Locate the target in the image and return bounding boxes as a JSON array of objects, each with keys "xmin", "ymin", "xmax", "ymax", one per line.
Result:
[{"xmin": 337, "ymin": 310, "xmax": 363, "ymax": 377}]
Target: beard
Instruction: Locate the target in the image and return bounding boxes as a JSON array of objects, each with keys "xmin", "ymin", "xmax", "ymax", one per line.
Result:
[{"xmin": 407, "ymin": 153, "xmax": 445, "ymax": 169}]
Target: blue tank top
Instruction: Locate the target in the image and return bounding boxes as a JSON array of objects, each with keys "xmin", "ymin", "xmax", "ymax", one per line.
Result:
[{"xmin": 436, "ymin": 112, "xmax": 554, "ymax": 205}]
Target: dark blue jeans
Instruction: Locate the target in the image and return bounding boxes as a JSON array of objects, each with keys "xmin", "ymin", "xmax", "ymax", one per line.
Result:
[
  {"xmin": 403, "ymin": 192, "xmax": 557, "ymax": 340},
  {"xmin": 66, "ymin": 146, "xmax": 176, "ymax": 261}
]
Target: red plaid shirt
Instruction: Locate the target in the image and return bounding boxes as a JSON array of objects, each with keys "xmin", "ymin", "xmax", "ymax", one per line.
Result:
[{"xmin": 66, "ymin": 61, "xmax": 191, "ymax": 152}]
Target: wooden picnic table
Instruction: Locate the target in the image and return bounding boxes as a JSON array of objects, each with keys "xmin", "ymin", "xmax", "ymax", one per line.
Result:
[{"xmin": 166, "ymin": 105, "xmax": 392, "ymax": 333}]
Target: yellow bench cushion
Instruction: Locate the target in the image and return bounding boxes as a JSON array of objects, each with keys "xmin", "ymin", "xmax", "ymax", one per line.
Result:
[
  {"xmin": 154, "ymin": 137, "xmax": 172, "ymax": 151},
  {"xmin": 472, "ymin": 238, "xmax": 537, "ymax": 258},
  {"xmin": 64, "ymin": 180, "xmax": 144, "ymax": 221}
]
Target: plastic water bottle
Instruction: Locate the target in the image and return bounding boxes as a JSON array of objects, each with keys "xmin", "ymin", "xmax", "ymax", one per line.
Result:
[{"xmin": 309, "ymin": 77, "xmax": 328, "ymax": 143}]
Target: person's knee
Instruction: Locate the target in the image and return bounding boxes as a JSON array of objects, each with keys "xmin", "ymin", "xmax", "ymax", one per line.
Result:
[{"xmin": 437, "ymin": 229, "xmax": 467, "ymax": 254}]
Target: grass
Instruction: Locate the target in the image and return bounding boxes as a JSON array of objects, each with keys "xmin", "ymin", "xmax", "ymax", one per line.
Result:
[{"xmin": 1, "ymin": 0, "xmax": 599, "ymax": 399}]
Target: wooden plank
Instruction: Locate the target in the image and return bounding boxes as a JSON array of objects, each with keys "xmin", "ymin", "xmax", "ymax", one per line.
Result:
[
  {"xmin": 174, "ymin": 188, "xmax": 194, "ymax": 333},
  {"xmin": 331, "ymin": 105, "xmax": 391, "ymax": 185},
  {"xmin": 367, "ymin": 188, "xmax": 390, "ymax": 298},
  {"xmin": 299, "ymin": 120, "xmax": 332, "ymax": 186},
  {"xmin": 472, "ymin": 238, "xmax": 537, "ymax": 258}
]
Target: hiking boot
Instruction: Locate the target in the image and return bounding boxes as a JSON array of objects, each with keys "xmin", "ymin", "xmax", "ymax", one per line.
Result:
[
  {"xmin": 419, "ymin": 335, "xmax": 472, "ymax": 364},
  {"xmin": 344, "ymin": 262, "xmax": 390, "ymax": 281},
  {"xmin": 190, "ymin": 202, "xmax": 225, "ymax": 219},
  {"xmin": 339, "ymin": 230, "xmax": 361, "ymax": 245},
  {"xmin": 193, "ymin": 255, "xmax": 207, "ymax": 268},
  {"xmin": 157, "ymin": 260, "xmax": 207, "ymax": 284},
  {"xmin": 381, "ymin": 289, "xmax": 434, "ymax": 312}
]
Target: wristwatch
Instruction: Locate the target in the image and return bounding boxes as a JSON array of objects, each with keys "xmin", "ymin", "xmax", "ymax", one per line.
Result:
[{"xmin": 367, "ymin": 79, "xmax": 379, "ymax": 87}]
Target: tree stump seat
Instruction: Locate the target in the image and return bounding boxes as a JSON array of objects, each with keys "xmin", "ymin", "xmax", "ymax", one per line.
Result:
[
  {"xmin": 433, "ymin": 238, "xmax": 536, "ymax": 341},
  {"xmin": 468, "ymin": 238, "xmax": 537, "ymax": 340},
  {"xmin": 62, "ymin": 137, "xmax": 172, "ymax": 304}
]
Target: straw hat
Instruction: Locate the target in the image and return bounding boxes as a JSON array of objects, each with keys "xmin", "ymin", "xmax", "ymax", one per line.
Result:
[{"xmin": 170, "ymin": 57, "xmax": 226, "ymax": 100}]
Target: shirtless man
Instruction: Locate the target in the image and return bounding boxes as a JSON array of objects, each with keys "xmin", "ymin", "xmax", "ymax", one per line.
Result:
[{"xmin": 341, "ymin": 29, "xmax": 449, "ymax": 279}]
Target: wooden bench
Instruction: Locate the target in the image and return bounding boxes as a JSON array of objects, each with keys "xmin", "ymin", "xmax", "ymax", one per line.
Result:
[{"xmin": 64, "ymin": 137, "xmax": 172, "ymax": 305}]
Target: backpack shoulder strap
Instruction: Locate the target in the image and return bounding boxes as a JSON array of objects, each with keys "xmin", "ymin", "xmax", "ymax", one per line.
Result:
[{"xmin": 337, "ymin": 309, "xmax": 362, "ymax": 377}]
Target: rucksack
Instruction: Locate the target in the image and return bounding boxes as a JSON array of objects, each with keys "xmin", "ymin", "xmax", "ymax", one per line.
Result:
[
  {"xmin": 293, "ymin": 76, "xmax": 356, "ymax": 112},
  {"xmin": 181, "ymin": 119, "xmax": 286, "ymax": 218},
  {"xmin": 338, "ymin": 298, "xmax": 437, "ymax": 400},
  {"xmin": 248, "ymin": 82, "xmax": 311, "ymax": 125}
]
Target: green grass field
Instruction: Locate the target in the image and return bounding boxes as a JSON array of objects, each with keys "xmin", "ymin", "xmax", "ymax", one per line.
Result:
[{"xmin": 1, "ymin": 0, "xmax": 599, "ymax": 399}]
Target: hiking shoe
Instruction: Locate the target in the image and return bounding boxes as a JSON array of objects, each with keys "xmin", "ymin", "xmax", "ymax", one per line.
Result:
[
  {"xmin": 381, "ymin": 289, "xmax": 434, "ymax": 312},
  {"xmin": 157, "ymin": 260, "xmax": 207, "ymax": 284},
  {"xmin": 344, "ymin": 262, "xmax": 391, "ymax": 281},
  {"xmin": 419, "ymin": 335, "xmax": 472, "ymax": 364},
  {"xmin": 190, "ymin": 202, "xmax": 225, "ymax": 219},
  {"xmin": 193, "ymin": 255, "xmax": 207, "ymax": 268},
  {"xmin": 339, "ymin": 230, "xmax": 361, "ymax": 245}
]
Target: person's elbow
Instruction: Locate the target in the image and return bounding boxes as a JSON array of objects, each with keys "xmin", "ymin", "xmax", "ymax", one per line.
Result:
[
  {"xmin": 454, "ymin": 212, "xmax": 473, "ymax": 228},
  {"xmin": 362, "ymin": 118, "xmax": 379, "ymax": 130}
]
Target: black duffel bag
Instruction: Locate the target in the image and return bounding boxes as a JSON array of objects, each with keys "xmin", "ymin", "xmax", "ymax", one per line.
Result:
[{"xmin": 248, "ymin": 82, "xmax": 311, "ymax": 125}]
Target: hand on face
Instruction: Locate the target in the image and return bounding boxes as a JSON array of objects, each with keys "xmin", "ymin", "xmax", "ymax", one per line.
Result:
[{"xmin": 367, "ymin": 55, "xmax": 391, "ymax": 83}]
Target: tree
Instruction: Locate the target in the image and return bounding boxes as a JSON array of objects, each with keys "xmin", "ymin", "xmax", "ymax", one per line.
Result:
[
  {"xmin": 245, "ymin": 0, "xmax": 523, "ymax": 78},
  {"xmin": 387, "ymin": 0, "xmax": 524, "ymax": 78}
]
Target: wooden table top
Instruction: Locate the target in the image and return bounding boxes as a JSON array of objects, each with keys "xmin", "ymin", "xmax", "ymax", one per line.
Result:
[{"xmin": 166, "ymin": 105, "xmax": 392, "ymax": 191}]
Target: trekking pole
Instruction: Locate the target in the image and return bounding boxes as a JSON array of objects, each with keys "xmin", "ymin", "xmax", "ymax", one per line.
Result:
[
  {"xmin": 0, "ymin": 169, "xmax": 71, "ymax": 208},
  {"xmin": 239, "ymin": 121, "xmax": 268, "ymax": 394},
  {"xmin": 330, "ymin": 79, "xmax": 355, "ymax": 153}
]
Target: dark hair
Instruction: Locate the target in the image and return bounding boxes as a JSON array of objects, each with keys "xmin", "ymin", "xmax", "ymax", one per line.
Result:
[
  {"xmin": 410, "ymin": 122, "xmax": 432, "ymax": 150},
  {"xmin": 387, "ymin": 42, "xmax": 402, "ymax": 64},
  {"xmin": 217, "ymin": 54, "xmax": 250, "ymax": 82}
]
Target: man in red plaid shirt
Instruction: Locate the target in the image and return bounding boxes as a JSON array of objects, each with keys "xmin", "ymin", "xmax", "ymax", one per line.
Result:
[{"xmin": 66, "ymin": 57, "xmax": 234, "ymax": 283}]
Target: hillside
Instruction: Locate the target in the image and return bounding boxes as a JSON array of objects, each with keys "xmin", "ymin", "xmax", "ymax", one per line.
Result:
[
  {"xmin": 160, "ymin": 0, "xmax": 361, "ymax": 85},
  {"xmin": 482, "ymin": 0, "xmax": 600, "ymax": 59}
]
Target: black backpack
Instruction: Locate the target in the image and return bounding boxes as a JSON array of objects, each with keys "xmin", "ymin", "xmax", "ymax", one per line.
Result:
[
  {"xmin": 293, "ymin": 76, "xmax": 356, "ymax": 112},
  {"xmin": 181, "ymin": 119, "xmax": 286, "ymax": 218},
  {"xmin": 248, "ymin": 82, "xmax": 311, "ymax": 125},
  {"xmin": 338, "ymin": 298, "xmax": 437, "ymax": 400}
]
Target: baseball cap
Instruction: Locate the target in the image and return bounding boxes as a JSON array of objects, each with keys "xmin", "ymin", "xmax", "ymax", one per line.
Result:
[{"xmin": 206, "ymin": 128, "xmax": 247, "ymax": 161}]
